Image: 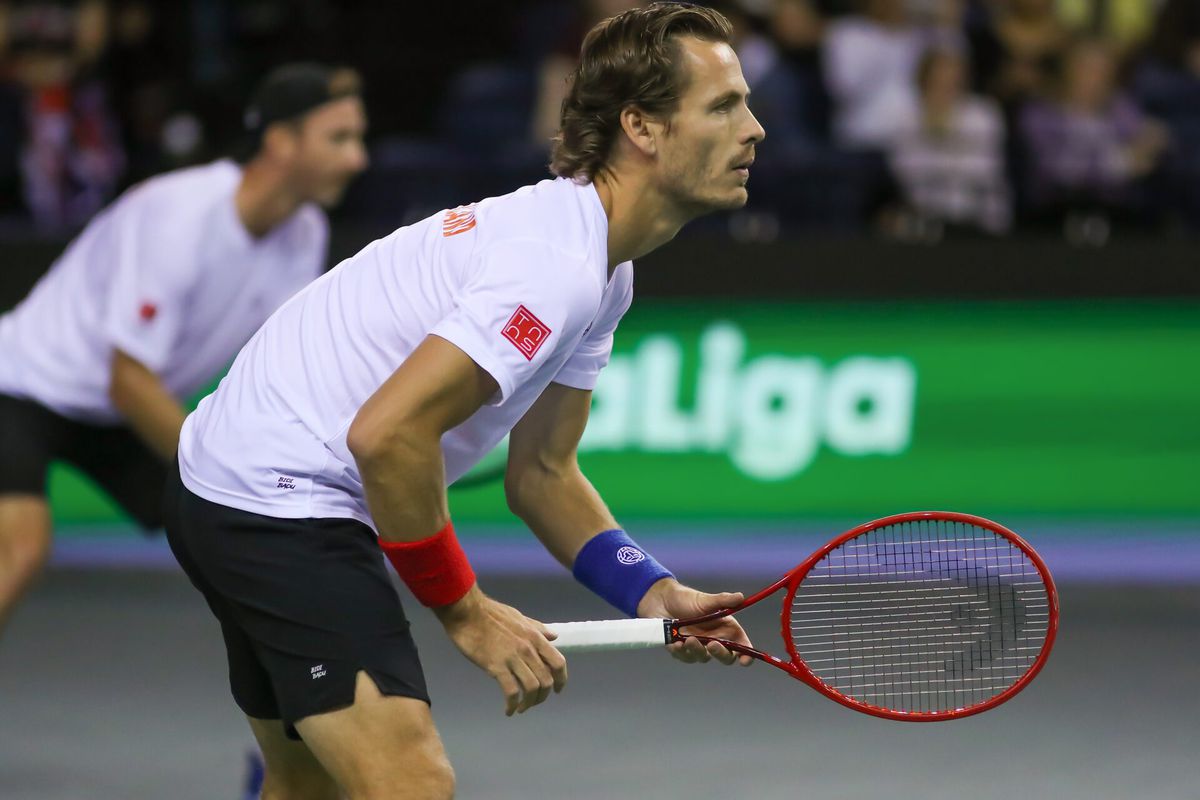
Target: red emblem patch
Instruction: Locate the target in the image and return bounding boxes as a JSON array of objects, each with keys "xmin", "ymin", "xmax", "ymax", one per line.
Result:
[
  {"xmin": 501, "ymin": 305, "xmax": 551, "ymax": 361},
  {"xmin": 139, "ymin": 302, "xmax": 158, "ymax": 322}
]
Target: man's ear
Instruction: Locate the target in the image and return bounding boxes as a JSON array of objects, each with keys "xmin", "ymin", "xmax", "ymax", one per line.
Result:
[
  {"xmin": 618, "ymin": 105, "xmax": 664, "ymax": 158},
  {"xmin": 262, "ymin": 122, "xmax": 299, "ymax": 162}
]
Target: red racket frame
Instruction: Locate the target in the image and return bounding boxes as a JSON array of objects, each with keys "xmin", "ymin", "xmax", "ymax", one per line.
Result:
[{"xmin": 668, "ymin": 511, "xmax": 1059, "ymax": 721}]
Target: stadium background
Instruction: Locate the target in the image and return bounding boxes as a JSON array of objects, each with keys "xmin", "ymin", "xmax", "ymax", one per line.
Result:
[{"xmin": 1, "ymin": 1, "xmax": 1197, "ymax": 798}]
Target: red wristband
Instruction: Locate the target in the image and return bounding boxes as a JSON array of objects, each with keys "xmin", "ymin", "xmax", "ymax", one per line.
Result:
[{"xmin": 380, "ymin": 521, "xmax": 476, "ymax": 608}]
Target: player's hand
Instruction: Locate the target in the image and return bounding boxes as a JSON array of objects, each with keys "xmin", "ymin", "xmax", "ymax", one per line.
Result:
[
  {"xmin": 636, "ymin": 578, "xmax": 754, "ymax": 667},
  {"xmin": 434, "ymin": 585, "xmax": 568, "ymax": 716}
]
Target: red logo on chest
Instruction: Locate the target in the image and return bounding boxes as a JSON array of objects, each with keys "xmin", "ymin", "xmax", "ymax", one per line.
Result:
[
  {"xmin": 501, "ymin": 305, "xmax": 551, "ymax": 361},
  {"xmin": 139, "ymin": 302, "xmax": 158, "ymax": 322}
]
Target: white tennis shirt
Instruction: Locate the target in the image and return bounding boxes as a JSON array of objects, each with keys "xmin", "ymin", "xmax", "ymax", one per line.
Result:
[
  {"xmin": 178, "ymin": 176, "xmax": 634, "ymax": 529},
  {"xmin": 0, "ymin": 159, "xmax": 327, "ymax": 423}
]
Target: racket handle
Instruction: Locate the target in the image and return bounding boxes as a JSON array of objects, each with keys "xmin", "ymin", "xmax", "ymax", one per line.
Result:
[{"xmin": 545, "ymin": 619, "xmax": 672, "ymax": 652}]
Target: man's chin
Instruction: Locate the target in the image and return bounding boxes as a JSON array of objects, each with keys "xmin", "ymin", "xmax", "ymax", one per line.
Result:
[{"xmin": 711, "ymin": 187, "xmax": 749, "ymax": 211}]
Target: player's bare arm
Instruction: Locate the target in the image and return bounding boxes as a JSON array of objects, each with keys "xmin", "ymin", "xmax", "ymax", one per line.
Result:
[
  {"xmin": 108, "ymin": 349, "xmax": 187, "ymax": 461},
  {"xmin": 505, "ymin": 382, "xmax": 619, "ymax": 565},
  {"xmin": 346, "ymin": 334, "xmax": 567, "ymax": 715},
  {"xmin": 507, "ymin": 381, "xmax": 753, "ymax": 666}
]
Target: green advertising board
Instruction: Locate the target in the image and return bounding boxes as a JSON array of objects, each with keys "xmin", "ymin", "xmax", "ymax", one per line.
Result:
[{"xmin": 49, "ymin": 300, "xmax": 1200, "ymax": 527}]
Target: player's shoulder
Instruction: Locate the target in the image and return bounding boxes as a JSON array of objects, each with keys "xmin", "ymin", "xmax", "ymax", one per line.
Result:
[
  {"xmin": 117, "ymin": 159, "xmax": 241, "ymax": 230},
  {"xmin": 475, "ymin": 177, "xmax": 603, "ymax": 260},
  {"xmin": 131, "ymin": 159, "xmax": 240, "ymax": 204}
]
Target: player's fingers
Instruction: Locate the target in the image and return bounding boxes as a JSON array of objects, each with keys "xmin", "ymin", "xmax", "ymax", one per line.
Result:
[
  {"xmin": 712, "ymin": 616, "xmax": 752, "ymax": 645},
  {"xmin": 534, "ymin": 634, "xmax": 569, "ymax": 693},
  {"xmin": 668, "ymin": 637, "xmax": 717, "ymax": 664},
  {"xmin": 508, "ymin": 657, "xmax": 545, "ymax": 714},
  {"xmin": 681, "ymin": 635, "xmax": 711, "ymax": 663},
  {"xmin": 525, "ymin": 654, "xmax": 556, "ymax": 708},
  {"xmin": 695, "ymin": 591, "xmax": 743, "ymax": 614},
  {"xmin": 706, "ymin": 640, "xmax": 737, "ymax": 665},
  {"xmin": 494, "ymin": 670, "xmax": 521, "ymax": 717},
  {"xmin": 739, "ymin": 653, "xmax": 754, "ymax": 667},
  {"xmin": 535, "ymin": 621, "xmax": 558, "ymax": 641},
  {"xmin": 666, "ymin": 640, "xmax": 699, "ymax": 664}
]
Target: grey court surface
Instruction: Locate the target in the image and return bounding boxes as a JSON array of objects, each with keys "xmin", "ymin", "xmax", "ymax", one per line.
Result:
[{"xmin": 2, "ymin": 568, "xmax": 1198, "ymax": 800}]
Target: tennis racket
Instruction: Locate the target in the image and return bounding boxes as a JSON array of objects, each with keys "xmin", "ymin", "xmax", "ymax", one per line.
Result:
[{"xmin": 546, "ymin": 511, "xmax": 1058, "ymax": 721}]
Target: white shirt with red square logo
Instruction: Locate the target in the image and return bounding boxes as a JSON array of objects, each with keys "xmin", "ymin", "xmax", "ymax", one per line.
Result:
[
  {"xmin": 0, "ymin": 159, "xmax": 327, "ymax": 423},
  {"xmin": 178, "ymin": 177, "xmax": 633, "ymax": 528}
]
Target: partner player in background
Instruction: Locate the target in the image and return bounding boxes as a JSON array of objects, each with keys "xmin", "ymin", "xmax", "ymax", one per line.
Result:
[
  {"xmin": 165, "ymin": 5, "xmax": 764, "ymax": 798},
  {"xmin": 0, "ymin": 63, "xmax": 368, "ymax": 632}
]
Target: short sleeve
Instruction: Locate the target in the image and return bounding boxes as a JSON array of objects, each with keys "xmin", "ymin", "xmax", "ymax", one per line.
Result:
[
  {"xmin": 553, "ymin": 262, "xmax": 633, "ymax": 391},
  {"xmin": 430, "ymin": 240, "xmax": 593, "ymax": 404},
  {"xmin": 102, "ymin": 206, "xmax": 198, "ymax": 373}
]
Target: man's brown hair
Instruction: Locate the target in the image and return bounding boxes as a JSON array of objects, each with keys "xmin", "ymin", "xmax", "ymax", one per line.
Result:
[{"xmin": 549, "ymin": 2, "xmax": 734, "ymax": 182}]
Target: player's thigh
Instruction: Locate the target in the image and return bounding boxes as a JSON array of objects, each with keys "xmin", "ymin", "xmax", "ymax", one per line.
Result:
[
  {"xmin": 296, "ymin": 670, "xmax": 454, "ymax": 800},
  {"xmin": 247, "ymin": 715, "xmax": 340, "ymax": 800}
]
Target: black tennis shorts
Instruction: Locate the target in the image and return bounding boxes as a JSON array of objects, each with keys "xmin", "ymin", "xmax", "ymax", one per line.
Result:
[
  {"xmin": 162, "ymin": 462, "xmax": 430, "ymax": 740},
  {"xmin": 0, "ymin": 392, "xmax": 166, "ymax": 530}
]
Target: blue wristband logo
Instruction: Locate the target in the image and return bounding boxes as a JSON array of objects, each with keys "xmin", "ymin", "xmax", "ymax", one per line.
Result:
[
  {"xmin": 574, "ymin": 529, "xmax": 674, "ymax": 617},
  {"xmin": 616, "ymin": 546, "xmax": 646, "ymax": 565}
]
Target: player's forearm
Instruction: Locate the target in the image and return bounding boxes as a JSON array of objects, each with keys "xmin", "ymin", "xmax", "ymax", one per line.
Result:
[
  {"xmin": 109, "ymin": 351, "xmax": 186, "ymax": 461},
  {"xmin": 506, "ymin": 463, "xmax": 617, "ymax": 569},
  {"xmin": 353, "ymin": 431, "xmax": 451, "ymax": 544}
]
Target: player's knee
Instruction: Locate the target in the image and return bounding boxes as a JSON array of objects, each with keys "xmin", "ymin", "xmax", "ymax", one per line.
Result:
[
  {"xmin": 422, "ymin": 751, "xmax": 456, "ymax": 800},
  {"xmin": 0, "ymin": 513, "xmax": 51, "ymax": 582},
  {"xmin": 256, "ymin": 744, "xmax": 340, "ymax": 800},
  {"xmin": 355, "ymin": 747, "xmax": 455, "ymax": 800}
]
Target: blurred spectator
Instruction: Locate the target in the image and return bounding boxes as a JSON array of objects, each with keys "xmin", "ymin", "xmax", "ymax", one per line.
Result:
[
  {"xmin": 1133, "ymin": 0, "xmax": 1200, "ymax": 115},
  {"xmin": 971, "ymin": 0, "xmax": 1070, "ymax": 108},
  {"xmin": 104, "ymin": 1, "xmax": 196, "ymax": 181},
  {"xmin": 1057, "ymin": 0, "xmax": 1155, "ymax": 54},
  {"xmin": 767, "ymin": 0, "xmax": 832, "ymax": 143},
  {"xmin": 908, "ymin": 0, "xmax": 969, "ymax": 31},
  {"xmin": 0, "ymin": 0, "xmax": 125, "ymax": 228},
  {"xmin": 887, "ymin": 47, "xmax": 1011, "ymax": 235},
  {"xmin": 531, "ymin": 0, "xmax": 642, "ymax": 146},
  {"xmin": 822, "ymin": 0, "xmax": 925, "ymax": 149},
  {"xmin": 1132, "ymin": 0, "xmax": 1200, "ymax": 228},
  {"xmin": 1019, "ymin": 37, "xmax": 1169, "ymax": 224},
  {"xmin": 101, "ymin": 1, "xmax": 204, "ymax": 179}
]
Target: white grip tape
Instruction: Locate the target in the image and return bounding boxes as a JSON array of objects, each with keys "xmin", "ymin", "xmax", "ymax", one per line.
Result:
[{"xmin": 545, "ymin": 619, "xmax": 670, "ymax": 652}]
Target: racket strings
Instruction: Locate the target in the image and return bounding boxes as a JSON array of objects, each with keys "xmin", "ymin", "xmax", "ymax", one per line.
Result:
[{"xmin": 789, "ymin": 519, "xmax": 1050, "ymax": 714}]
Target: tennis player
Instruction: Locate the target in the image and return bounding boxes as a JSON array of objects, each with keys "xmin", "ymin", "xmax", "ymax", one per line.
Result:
[
  {"xmin": 0, "ymin": 63, "xmax": 368, "ymax": 632},
  {"xmin": 165, "ymin": 5, "xmax": 764, "ymax": 798}
]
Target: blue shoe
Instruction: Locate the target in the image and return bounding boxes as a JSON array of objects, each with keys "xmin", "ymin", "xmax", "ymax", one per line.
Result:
[{"xmin": 242, "ymin": 749, "xmax": 265, "ymax": 799}]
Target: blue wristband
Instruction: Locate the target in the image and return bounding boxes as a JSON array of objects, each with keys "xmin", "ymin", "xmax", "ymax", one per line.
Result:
[{"xmin": 572, "ymin": 529, "xmax": 674, "ymax": 617}]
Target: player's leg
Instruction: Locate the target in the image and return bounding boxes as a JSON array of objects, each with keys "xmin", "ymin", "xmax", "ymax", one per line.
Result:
[
  {"xmin": 247, "ymin": 715, "xmax": 340, "ymax": 800},
  {"xmin": 163, "ymin": 465, "xmax": 340, "ymax": 798},
  {"xmin": 295, "ymin": 671, "xmax": 455, "ymax": 800},
  {"xmin": 165, "ymin": 466, "xmax": 444, "ymax": 798},
  {"xmin": 0, "ymin": 394, "xmax": 64, "ymax": 632},
  {"xmin": 0, "ymin": 495, "xmax": 52, "ymax": 631}
]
